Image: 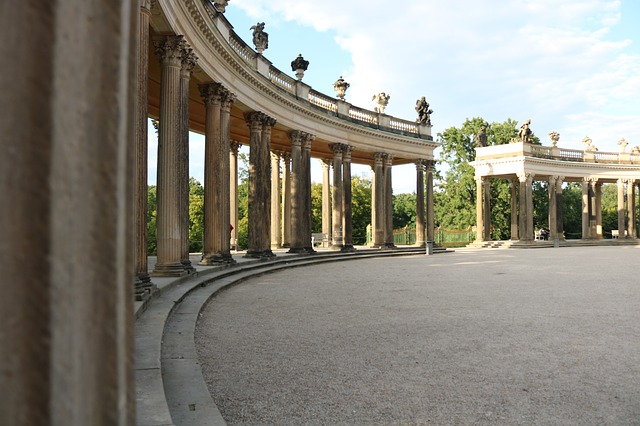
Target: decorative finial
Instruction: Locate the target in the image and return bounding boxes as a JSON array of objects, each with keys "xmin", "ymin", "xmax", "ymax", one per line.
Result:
[
  {"xmin": 291, "ymin": 54, "xmax": 309, "ymax": 81},
  {"xmin": 548, "ymin": 131, "xmax": 560, "ymax": 147},
  {"xmin": 333, "ymin": 76, "xmax": 350, "ymax": 100},
  {"xmin": 415, "ymin": 96, "xmax": 433, "ymax": 126},
  {"xmin": 372, "ymin": 92, "xmax": 390, "ymax": 114},
  {"xmin": 250, "ymin": 22, "xmax": 268, "ymax": 54}
]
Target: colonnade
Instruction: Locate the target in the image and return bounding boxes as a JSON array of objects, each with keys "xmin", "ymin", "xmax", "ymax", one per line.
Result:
[{"xmin": 475, "ymin": 174, "xmax": 638, "ymax": 242}]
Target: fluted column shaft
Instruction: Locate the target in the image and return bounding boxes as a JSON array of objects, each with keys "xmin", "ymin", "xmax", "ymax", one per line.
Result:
[
  {"xmin": 595, "ymin": 181, "xmax": 603, "ymax": 239},
  {"xmin": 556, "ymin": 177, "xmax": 564, "ymax": 239},
  {"xmin": 627, "ymin": 179, "xmax": 636, "ymax": 239},
  {"xmin": 230, "ymin": 141, "xmax": 240, "ymax": 249},
  {"xmin": 321, "ymin": 159, "xmax": 331, "ymax": 245},
  {"xmin": 372, "ymin": 153, "xmax": 385, "ymax": 246},
  {"xmin": 415, "ymin": 161, "xmax": 425, "ymax": 247},
  {"xmin": 1, "ymin": 1, "xmax": 138, "ymax": 422},
  {"xmin": 426, "ymin": 161, "xmax": 435, "ymax": 242},
  {"xmin": 483, "ymin": 178, "xmax": 491, "ymax": 240},
  {"xmin": 152, "ymin": 36, "xmax": 188, "ymax": 277},
  {"xmin": 245, "ymin": 113, "xmax": 276, "ymax": 258},
  {"xmin": 582, "ymin": 178, "xmax": 590, "ymax": 239},
  {"xmin": 281, "ymin": 152, "xmax": 291, "ymax": 247},
  {"xmin": 476, "ymin": 176, "xmax": 485, "ymax": 242},
  {"xmin": 525, "ymin": 174, "xmax": 534, "ymax": 240},
  {"xmin": 618, "ymin": 178, "xmax": 626, "ymax": 238},
  {"xmin": 511, "ymin": 178, "xmax": 519, "ymax": 240},
  {"xmin": 302, "ymin": 136, "xmax": 315, "ymax": 252},
  {"xmin": 384, "ymin": 155, "xmax": 395, "ymax": 248},
  {"xmin": 287, "ymin": 132, "xmax": 304, "ymax": 252},
  {"xmin": 179, "ymin": 48, "xmax": 197, "ymax": 273},
  {"xmin": 331, "ymin": 144, "xmax": 344, "ymax": 248},
  {"xmin": 548, "ymin": 176, "xmax": 558, "ymax": 240},
  {"xmin": 199, "ymin": 83, "xmax": 235, "ymax": 264},
  {"xmin": 270, "ymin": 151, "xmax": 281, "ymax": 249},
  {"xmin": 342, "ymin": 146, "xmax": 355, "ymax": 251},
  {"xmin": 134, "ymin": 1, "xmax": 154, "ymax": 298}
]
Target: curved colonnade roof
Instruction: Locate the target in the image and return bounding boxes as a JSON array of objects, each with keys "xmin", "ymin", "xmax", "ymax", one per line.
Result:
[
  {"xmin": 148, "ymin": 0, "xmax": 439, "ymax": 166},
  {"xmin": 471, "ymin": 142, "xmax": 640, "ymax": 183}
]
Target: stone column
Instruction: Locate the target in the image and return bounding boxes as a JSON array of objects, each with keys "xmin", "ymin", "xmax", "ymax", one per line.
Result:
[
  {"xmin": 199, "ymin": 83, "xmax": 235, "ymax": 265},
  {"xmin": 548, "ymin": 176, "xmax": 558, "ymax": 240},
  {"xmin": 483, "ymin": 178, "xmax": 491, "ymax": 240},
  {"xmin": 321, "ymin": 159, "xmax": 332, "ymax": 246},
  {"xmin": 229, "ymin": 141, "xmax": 240, "ymax": 250},
  {"xmin": 330, "ymin": 144, "xmax": 344, "ymax": 249},
  {"xmin": 627, "ymin": 179, "xmax": 636, "ymax": 239},
  {"xmin": 281, "ymin": 151, "xmax": 291, "ymax": 247},
  {"xmin": 287, "ymin": 131, "xmax": 305, "ymax": 253},
  {"xmin": 384, "ymin": 154, "xmax": 396, "ymax": 248},
  {"xmin": 1, "ymin": 1, "xmax": 137, "ymax": 422},
  {"xmin": 475, "ymin": 176, "xmax": 485, "ymax": 242},
  {"xmin": 245, "ymin": 112, "xmax": 275, "ymax": 258},
  {"xmin": 134, "ymin": 0, "xmax": 155, "ymax": 299},
  {"xmin": 511, "ymin": 178, "xmax": 519, "ymax": 240},
  {"xmin": 270, "ymin": 151, "xmax": 281, "ymax": 249},
  {"xmin": 415, "ymin": 161, "xmax": 425, "ymax": 247},
  {"xmin": 618, "ymin": 178, "xmax": 626, "ymax": 239},
  {"xmin": 302, "ymin": 134, "xmax": 315, "ymax": 253},
  {"xmin": 152, "ymin": 36, "xmax": 188, "ymax": 277},
  {"xmin": 525, "ymin": 173, "xmax": 534, "ymax": 241},
  {"xmin": 342, "ymin": 145, "xmax": 355, "ymax": 252},
  {"xmin": 372, "ymin": 153, "xmax": 385, "ymax": 247},
  {"xmin": 595, "ymin": 181, "xmax": 603, "ymax": 239},
  {"xmin": 556, "ymin": 176, "xmax": 564, "ymax": 240},
  {"xmin": 581, "ymin": 178, "xmax": 590, "ymax": 239},
  {"xmin": 179, "ymin": 45, "xmax": 197, "ymax": 273},
  {"xmin": 426, "ymin": 160, "xmax": 435, "ymax": 242}
]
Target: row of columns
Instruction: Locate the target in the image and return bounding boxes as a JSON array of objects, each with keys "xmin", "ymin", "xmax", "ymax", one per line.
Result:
[{"xmin": 476, "ymin": 174, "xmax": 638, "ymax": 241}]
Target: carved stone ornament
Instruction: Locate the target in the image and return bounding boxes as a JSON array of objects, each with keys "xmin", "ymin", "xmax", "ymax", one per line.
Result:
[
  {"xmin": 415, "ymin": 96, "xmax": 433, "ymax": 125},
  {"xmin": 618, "ymin": 137, "xmax": 629, "ymax": 153},
  {"xmin": 250, "ymin": 22, "xmax": 268, "ymax": 54},
  {"xmin": 518, "ymin": 118, "xmax": 532, "ymax": 143},
  {"xmin": 548, "ymin": 131, "xmax": 560, "ymax": 147},
  {"xmin": 582, "ymin": 136, "xmax": 597, "ymax": 151},
  {"xmin": 333, "ymin": 76, "xmax": 350, "ymax": 100},
  {"xmin": 372, "ymin": 92, "xmax": 390, "ymax": 114},
  {"xmin": 291, "ymin": 54, "xmax": 309, "ymax": 81},
  {"xmin": 211, "ymin": 0, "xmax": 229, "ymax": 13}
]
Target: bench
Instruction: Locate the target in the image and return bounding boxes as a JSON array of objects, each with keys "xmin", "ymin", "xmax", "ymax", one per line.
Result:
[
  {"xmin": 311, "ymin": 232, "xmax": 329, "ymax": 247},
  {"xmin": 611, "ymin": 230, "xmax": 628, "ymax": 239}
]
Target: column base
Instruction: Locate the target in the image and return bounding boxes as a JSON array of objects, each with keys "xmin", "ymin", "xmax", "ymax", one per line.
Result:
[
  {"xmin": 134, "ymin": 274, "xmax": 156, "ymax": 302},
  {"xmin": 304, "ymin": 246, "xmax": 316, "ymax": 254},
  {"xmin": 383, "ymin": 243, "xmax": 396, "ymax": 249},
  {"xmin": 270, "ymin": 244, "xmax": 282, "ymax": 250},
  {"xmin": 182, "ymin": 262, "xmax": 196, "ymax": 274},
  {"xmin": 330, "ymin": 244, "xmax": 343, "ymax": 251},
  {"xmin": 287, "ymin": 246, "xmax": 308, "ymax": 254},
  {"xmin": 282, "ymin": 243, "xmax": 291, "ymax": 248},
  {"xmin": 198, "ymin": 253, "xmax": 237, "ymax": 266},
  {"xmin": 341, "ymin": 245, "xmax": 357, "ymax": 253},
  {"xmin": 415, "ymin": 241, "xmax": 426, "ymax": 248},
  {"xmin": 151, "ymin": 262, "xmax": 189, "ymax": 277},
  {"xmin": 244, "ymin": 249, "xmax": 275, "ymax": 259}
]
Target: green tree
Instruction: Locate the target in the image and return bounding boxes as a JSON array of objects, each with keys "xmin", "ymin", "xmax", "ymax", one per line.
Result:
[
  {"xmin": 147, "ymin": 185, "xmax": 157, "ymax": 255},
  {"xmin": 392, "ymin": 193, "xmax": 416, "ymax": 229},
  {"xmin": 311, "ymin": 183, "xmax": 323, "ymax": 232},
  {"xmin": 188, "ymin": 177, "xmax": 204, "ymax": 252},
  {"xmin": 351, "ymin": 175, "xmax": 371, "ymax": 244}
]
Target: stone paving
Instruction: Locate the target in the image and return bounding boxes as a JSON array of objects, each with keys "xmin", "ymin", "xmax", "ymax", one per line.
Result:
[{"xmin": 195, "ymin": 246, "xmax": 640, "ymax": 425}]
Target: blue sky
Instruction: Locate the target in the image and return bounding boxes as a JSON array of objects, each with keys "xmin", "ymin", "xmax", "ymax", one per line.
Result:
[{"xmin": 150, "ymin": 0, "xmax": 639, "ymax": 194}]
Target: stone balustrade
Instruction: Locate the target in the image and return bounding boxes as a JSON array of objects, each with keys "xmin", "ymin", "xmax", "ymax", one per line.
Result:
[{"xmin": 476, "ymin": 141, "xmax": 640, "ymax": 164}]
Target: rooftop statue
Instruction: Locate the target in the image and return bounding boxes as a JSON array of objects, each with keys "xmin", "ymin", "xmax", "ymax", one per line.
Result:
[
  {"xmin": 415, "ymin": 96, "xmax": 433, "ymax": 125},
  {"xmin": 518, "ymin": 119, "xmax": 532, "ymax": 143},
  {"xmin": 372, "ymin": 92, "xmax": 390, "ymax": 114},
  {"xmin": 582, "ymin": 136, "xmax": 597, "ymax": 151},
  {"xmin": 618, "ymin": 137, "xmax": 629, "ymax": 153},
  {"xmin": 250, "ymin": 22, "xmax": 268, "ymax": 53},
  {"xmin": 474, "ymin": 125, "xmax": 488, "ymax": 147}
]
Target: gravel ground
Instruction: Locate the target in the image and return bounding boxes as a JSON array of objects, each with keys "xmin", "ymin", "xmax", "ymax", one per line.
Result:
[{"xmin": 195, "ymin": 246, "xmax": 640, "ymax": 425}]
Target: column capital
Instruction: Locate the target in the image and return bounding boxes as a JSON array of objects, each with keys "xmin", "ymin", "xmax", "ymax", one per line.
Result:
[
  {"xmin": 288, "ymin": 130, "xmax": 305, "ymax": 146},
  {"xmin": 281, "ymin": 151, "xmax": 291, "ymax": 163},
  {"xmin": 342, "ymin": 145, "xmax": 354, "ymax": 162},
  {"xmin": 517, "ymin": 172, "xmax": 534, "ymax": 183},
  {"xmin": 321, "ymin": 158, "xmax": 331, "ymax": 169},
  {"xmin": 141, "ymin": 0, "xmax": 153, "ymax": 12},
  {"xmin": 415, "ymin": 160, "xmax": 425, "ymax": 171},
  {"xmin": 221, "ymin": 90, "xmax": 237, "ymax": 111},
  {"xmin": 475, "ymin": 175, "xmax": 485, "ymax": 184},
  {"xmin": 154, "ymin": 35, "xmax": 186, "ymax": 66},
  {"xmin": 557, "ymin": 175, "xmax": 564, "ymax": 185},
  {"xmin": 180, "ymin": 46, "xmax": 198, "ymax": 75},
  {"xmin": 384, "ymin": 154, "xmax": 394, "ymax": 167},
  {"xmin": 262, "ymin": 115, "xmax": 277, "ymax": 129},
  {"xmin": 230, "ymin": 140, "xmax": 241, "ymax": 154},
  {"xmin": 270, "ymin": 150, "xmax": 281, "ymax": 160},
  {"xmin": 244, "ymin": 111, "xmax": 265, "ymax": 130},
  {"xmin": 330, "ymin": 143, "xmax": 345, "ymax": 155},
  {"xmin": 373, "ymin": 151, "xmax": 386, "ymax": 166},
  {"xmin": 549, "ymin": 175, "xmax": 558, "ymax": 186},
  {"xmin": 198, "ymin": 82, "xmax": 225, "ymax": 106},
  {"xmin": 301, "ymin": 133, "xmax": 315, "ymax": 150}
]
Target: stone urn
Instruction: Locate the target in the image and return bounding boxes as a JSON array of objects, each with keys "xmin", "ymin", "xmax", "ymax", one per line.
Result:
[{"xmin": 333, "ymin": 76, "xmax": 350, "ymax": 100}]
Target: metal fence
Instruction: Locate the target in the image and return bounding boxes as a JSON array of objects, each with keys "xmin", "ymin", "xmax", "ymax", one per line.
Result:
[{"xmin": 365, "ymin": 225, "xmax": 476, "ymax": 247}]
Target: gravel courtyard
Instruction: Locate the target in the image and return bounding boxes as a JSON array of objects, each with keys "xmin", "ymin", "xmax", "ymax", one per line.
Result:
[{"xmin": 195, "ymin": 246, "xmax": 640, "ymax": 425}]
